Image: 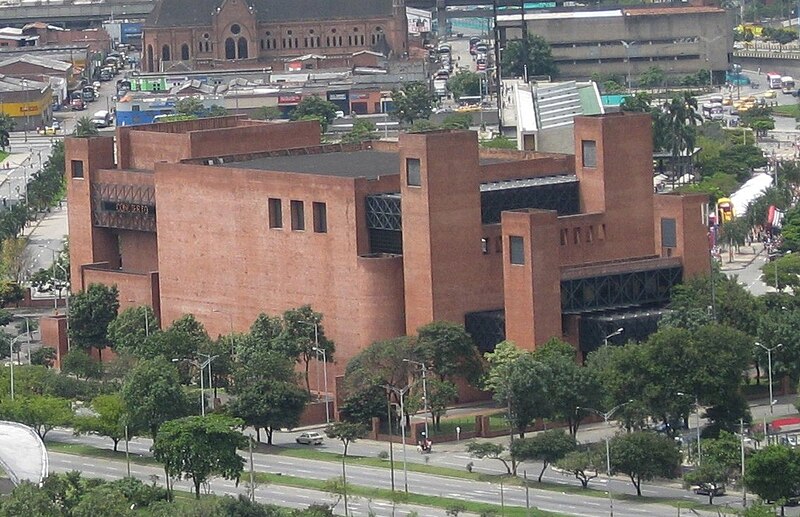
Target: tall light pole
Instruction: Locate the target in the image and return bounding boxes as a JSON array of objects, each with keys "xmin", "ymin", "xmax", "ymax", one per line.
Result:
[
  {"xmin": 620, "ymin": 41, "xmax": 637, "ymax": 91},
  {"xmin": 197, "ymin": 352, "xmax": 218, "ymax": 410},
  {"xmin": 8, "ymin": 334, "xmax": 26, "ymax": 399},
  {"xmin": 603, "ymin": 327, "xmax": 624, "ymax": 347},
  {"xmin": 677, "ymin": 392, "xmax": 702, "ymax": 464},
  {"xmin": 384, "ymin": 382, "xmax": 418, "ymax": 493},
  {"xmin": 313, "ymin": 343, "xmax": 330, "ymax": 424},
  {"xmin": 127, "ymin": 300, "xmax": 151, "ymax": 337},
  {"xmin": 173, "ymin": 355, "xmax": 216, "ymax": 416},
  {"xmin": 577, "ymin": 400, "xmax": 634, "ymax": 477},
  {"xmin": 403, "ymin": 358, "xmax": 429, "ymax": 439},
  {"xmin": 755, "ymin": 342, "xmax": 783, "ymax": 414}
]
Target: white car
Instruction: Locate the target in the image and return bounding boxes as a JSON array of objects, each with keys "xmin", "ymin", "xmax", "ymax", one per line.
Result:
[{"xmin": 296, "ymin": 431, "xmax": 324, "ymax": 445}]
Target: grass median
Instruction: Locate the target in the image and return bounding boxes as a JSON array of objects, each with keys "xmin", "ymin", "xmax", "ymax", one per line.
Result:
[{"xmin": 47, "ymin": 439, "xmax": 716, "ymax": 514}]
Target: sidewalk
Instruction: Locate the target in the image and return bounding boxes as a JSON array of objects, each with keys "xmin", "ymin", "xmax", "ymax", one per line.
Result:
[{"xmin": 719, "ymin": 242, "xmax": 764, "ymax": 272}]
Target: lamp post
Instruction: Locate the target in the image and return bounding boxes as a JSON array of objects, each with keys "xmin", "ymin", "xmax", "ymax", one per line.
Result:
[
  {"xmin": 197, "ymin": 352, "xmax": 218, "ymax": 410},
  {"xmin": 312, "ymin": 343, "xmax": 330, "ymax": 424},
  {"xmin": 677, "ymin": 392, "xmax": 702, "ymax": 465},
  {"xmin": 577, "ymin": 400, "xmax": 633, "ymax": 477},
  {"xmin": 755, "ymin": 342, "xmax": 783, "ymax": 414},
  {"xmin": 603, "ymin": 327, "xmax": 624, "ymax": 346},
  {"xmin": 21, "ymin": 79, "xmax": 28, "ymax": 143},
  {"xmin": 620, "ymin": 40, "xmax": 637, "ymax": 91},
  {"xmin": 127, "ymin": 300, "xmax": 150, "ymax": 337},
  {"xmin": 403, "ymin": 358, "xmax": 429, "ymax": 440},
  {"xmin": 173, "ymin": 355, "xmax": 216, "ymax": 416},
  {"xmin": 384, "ymin": 382, "xmax": 418, "ymax": 493},
  {"xmin": 8, "ymin": 335, "xmax": 24, "ymax": 400}
]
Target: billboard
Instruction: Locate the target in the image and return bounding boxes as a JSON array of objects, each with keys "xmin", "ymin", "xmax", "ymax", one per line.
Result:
[{"xmin": 407, "ymin": 7, "xmax": 431, "ymax": 34}]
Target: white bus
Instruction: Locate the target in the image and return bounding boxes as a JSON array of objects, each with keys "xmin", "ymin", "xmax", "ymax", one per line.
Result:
[
  {"xmin": 766, "ymin": 72, "xmax": 782, "ymax": 89},
  {"xmin": 782, "ymin": 76, "xmax": 796, "ymax": 94},
  {"xmin": 702, "ymin": 102, "xmax": 723, "ymax": 121}
]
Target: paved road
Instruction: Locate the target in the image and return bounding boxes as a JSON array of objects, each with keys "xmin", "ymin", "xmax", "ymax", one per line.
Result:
[{"xmin": 0, "ymin": 421, "xmax": 47, "ymax": 485}]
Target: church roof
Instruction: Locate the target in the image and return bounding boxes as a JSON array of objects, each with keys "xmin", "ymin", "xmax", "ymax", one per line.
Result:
[{"xmin": 146, "ymin": 0, "xmax": 395, "ymax": 28}]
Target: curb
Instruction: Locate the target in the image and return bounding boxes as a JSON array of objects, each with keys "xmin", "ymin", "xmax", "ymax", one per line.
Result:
[{"xmin": 720, "ymin": 247, "xmax": 765, "ymax": 272}]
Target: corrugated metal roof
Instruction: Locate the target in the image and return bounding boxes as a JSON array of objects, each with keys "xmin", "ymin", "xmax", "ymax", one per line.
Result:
[{"xmin": 480, "ymin": 174, "xmax": 577, "ymax": 192}]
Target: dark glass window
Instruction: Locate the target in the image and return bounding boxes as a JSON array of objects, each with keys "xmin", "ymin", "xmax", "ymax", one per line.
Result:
[
  {"xmin": 582, "ymin": 140, "xmax": 597, "ymax": 168},
  {"xmin": 290, "ymin": 200, "xmax": 305, "ymax": 231},
  {"xmin": 268, "ymin": 198, "xmax": 282, "ymax": 228},
  {"xmin": 510, "ymin": 236, "xmax": 524, "ymax": 265},
  {"xmin": 313, "ymin": 202, "xmax": 327, "ymax": 233},
  {"xmin": 71, "ymin": 160, "xmax": 84, "ymax": 179},
  {"xmin": 661, "ymin": 218, "xmax": 677, "ymax": 248},
  {"xmin": 406, "ymin": 158, "xmax": 421, "ymax": 186}
]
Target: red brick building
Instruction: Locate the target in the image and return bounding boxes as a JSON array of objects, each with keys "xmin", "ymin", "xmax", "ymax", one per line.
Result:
[
  {"xmin": 63, "ymin": 113, "xmax": 709, "ymax": 379},
  {"xmin": 141, "ymin": 0, "xmax": 408, "ymax": 72}
]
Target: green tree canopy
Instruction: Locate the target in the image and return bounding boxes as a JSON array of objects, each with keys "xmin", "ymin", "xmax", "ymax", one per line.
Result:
[
  {"xmin": 447, "ymin": 70, "xmax": 481, "ymax": 100},
  {"xmin": 610, "ymin": 432, "xmax": 681, "ymax": 496},
  {"xmin": 121, "ymin": 356, "xmax": 192, "ymax": 439},
  {"xmin": 511, "ymin": 429, "xmax": 576, "ymax": 482},
  {"xmin": 290, "ymin": 95, "xmax": 338, "ymax": 132},
  {"xmin": 68, "ymin": 283, "xmax": 119, "ymax": 358},
  {"xmin": 0, "ymin": 394, "xmax": 73, "ymax": 439},
  {"xmin": 106, "ymin": 305, "xmax": 158, "ymax": 357},
  {"xmin": 73, "ymin": 116, "xmax": 99, "ymax": 137},
  {"xmin": 153, "ymin": 414, "xmax": 247, "ymax": 498},
  {"xmin": 73, "ymin": 393, "xmax": 128, "ymax": 451},
  {"xmin": 415, "ymin": 321, "xmax": 483, "ymax": 384},
  {"xmin": 745, "ymin": 445, "xmax": 800, "ymax": 512},
  {"xmin": 501, "ymin": 34, "xmax": 557, "ymax": 79},
  {"xmin": 391, "ymin": 82, "xmax": 434, "ymax": 124}
]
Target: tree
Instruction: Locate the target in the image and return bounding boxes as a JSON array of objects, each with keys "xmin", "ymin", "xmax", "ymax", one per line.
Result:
[
  {"xmin": 555, "ymin": 447, "xmax": 603, "ymax": 488},
  {"xmin": 0, "ymin": 113, "xmax": 15, "ymax": 151},
  {"xmin": 153, "ymin": 414, "xmax": 247, "ymax": 498},
  {"xmin": 290, "ymin": 96, "xmax": 338, "ymax": 132},
  {"xmin": 532, "ymin": 338, "xmax": 602, "ymax": 436},
  {"xmin": 511, "ymin": 430, "xmax": 576, "ymax": 482},
  {"xmin": 324, "ymin": 422, "xmax": 367, "ymax": 517},
  {"xmin": 71, "ymin": 484, "xmax": 133, "ymax": 517},
  {"xmin": 761, "ymin": 252, "xmax": 800, "ymax": 292},
  {"xmin": 0, "ymin": 481, "xmax": 60, "ymax": 517},
  {"xmin": 106, "ymin": 305, "xmax": 158, "ymax": 357},
  {"xmin": 465, "ymin": 442, "xmax": 513, "ymax": 475},
  {"xmin": 253, "ymin": 106, "xmax": 282, "ymax": 120},
  {"xmin": 661, "ymin": 93, "xmax": 702, "ymax": 161},
  {"xmin": 30, "ymin": 346, "xmax": 56, "ymax": 368},
  {"xmin": 340, "ymin": 119, "xmax": 377, "ymax": 144},
  {"xmin": 68, "ymin": 283, "xmax": 120, "ymax": 359},
  {"xmin": 745, "ymin": 445, "xmax": 800, "ymax": 515},
  {"xmin": 227, "ymin": 378, "xmax": 310, "ymax": 444},
  {"xmin": 638, "ymin": 66, "xmax": 665, "ymax": 88},
  {"xmin": 175, "ymin": 97, "xmax": 205, "ymax": 117},
  {"xmin": 426, "ymin": 377, "xmax": 457, "ymax": 430},
  {"xmin": 391, "ymin": 82, "xmax": 434, "ymax": 124},
  {"xmin": 73, "ymin": 393, "xmax": 127, "ymax": 451},
  {"xmin": 121, "ymin": 357, "xmax": 192, "ymax": 439},
  {"xmin": 73, "ymin": 116, "xmax": 99, "ymax": 137},
  {"xmin": 0, "ymin": 394, "xmax": 73, "ymax": 439},
  {"xmin": 61, "ymin": 349, "xmax": 103, "ymax": 380},
  {"xmin": 683, "ymin": 461, "xmax": 729, "ymax": 504},
  {"xmin": 447, "ymin": 70, "xmax": 481, "ymax": 100},
  {"xmin": 442, "ymin": 112, "xmax": 472, "ymax": 130},
  {"xmin": 278, "ymin": 305, "xmax": 334, "ymax": 393},
  {"xmin": 415, "ymin": 321, "xmax": 483, "ymax": 384},
  {"xmin": 500, "ymin": 34, "xmax": 557, "ymax": 79},
  {"xmin": 609, "ymin": 432, "xmax": 681, "ymax": 496}
]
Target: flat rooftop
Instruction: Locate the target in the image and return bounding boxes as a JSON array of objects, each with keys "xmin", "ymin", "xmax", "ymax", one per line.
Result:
[{"xmin": 224, "ymin": 149, "xmax": 510, "ymax": 179}]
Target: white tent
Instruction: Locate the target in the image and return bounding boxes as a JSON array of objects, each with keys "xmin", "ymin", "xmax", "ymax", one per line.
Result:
[{"xmin": 730, "ymin": 173, "xmax": 774, "ymax": 217}]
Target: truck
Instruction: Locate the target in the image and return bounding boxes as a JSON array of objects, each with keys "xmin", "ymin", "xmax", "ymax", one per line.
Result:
[
  {"xmin": 433, "ymin": 78, "xmax": 447, "ymax": 98},
  {"xmin": 766, "ymin": 72, "xmax": 782, "ymax": 89}
]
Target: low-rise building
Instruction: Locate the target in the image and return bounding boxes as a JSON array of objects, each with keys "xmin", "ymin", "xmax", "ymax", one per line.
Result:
[
  {"xmin": 0, "ymin": 75, "xmax": 52, "ymax": 131},
  {"xmin": 61, "ymin": 112, "xmax": 709, "ymax": 385}
]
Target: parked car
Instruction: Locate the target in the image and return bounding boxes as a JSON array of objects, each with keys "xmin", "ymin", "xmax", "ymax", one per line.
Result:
[
  {"xmin": 692, "ymin": 485, "xmax": 725, "ymax": 496},
  {"xmin": 296, "ymin": 432, "xmax": 324, "ymax": 445}
]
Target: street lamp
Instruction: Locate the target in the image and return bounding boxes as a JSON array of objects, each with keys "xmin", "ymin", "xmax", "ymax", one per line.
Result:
[
  {"xmin": 755, "ymin": 342, "xmax": 783, "ymax": 414},
  {"xmin": 312, "ymin": 344, "xmax": 330, "ymax": 424},
  {"xmin": 403, "ymin": 358, "xmax": 430, "ymax": 440},
  {"xmin": 603, "ymin": 327, "xmax": 624, "ymax": 346},
  {"xmin": 620, "ymin": 40, "xmax": 637, "ymax": 91},
  {"xmin": 677, "ymin": 392, "xmax": 702, "ymax": 465},
  {"xmin": 8, "ymin": 334, "xmax": 25, "ymax": 400},
  {"xmin": 384, "ymin": 381, "xmax": 418, "ymax": 493},
  {"xmin": 577, "ymin": 400, "xmax": 633, "ymax": 477},
  {"xmin": 173, "ymin": 354, "xmax": 216, "ymax": 416}
]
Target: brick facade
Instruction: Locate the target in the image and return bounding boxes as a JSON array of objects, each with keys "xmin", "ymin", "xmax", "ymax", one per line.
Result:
[{"xmin": 64, "ymin": 113, "xmax": 709, "ymax": 386}]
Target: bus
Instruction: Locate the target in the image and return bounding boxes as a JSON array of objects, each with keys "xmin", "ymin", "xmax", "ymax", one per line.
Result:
[
  {"xmin": 782, "ymin": 76, "xmax": 795, "ymax": 94},
  {"xmin": 766, "ymin": 72, "xmax": 783, "ymax": 89},
  {"xmin": 701, "ymin": 101, "xmax": 723, "ymax": 121},
  {"xmin": 717, "ymin": 198, "xmax": 735, "ymax": 223}
]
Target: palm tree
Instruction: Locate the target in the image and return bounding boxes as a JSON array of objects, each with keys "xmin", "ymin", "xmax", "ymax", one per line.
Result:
[
  {"xmin": 73, "ymin": 116, "xmax": 99, "ymax": 137},
  {"xmin": 662, "ymin": 93, "xmax": 702, "ymax": 162}
]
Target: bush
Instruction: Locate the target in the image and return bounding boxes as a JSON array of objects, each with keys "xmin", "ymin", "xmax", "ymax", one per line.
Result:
[{"xmin": 377, "ymin": 450, "xmax": 389, "ymax": 460}]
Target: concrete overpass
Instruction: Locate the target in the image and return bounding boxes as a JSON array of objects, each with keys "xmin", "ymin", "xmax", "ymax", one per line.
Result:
[
  {"xmin": 0, "ymin": 0, "xmax": 153, "ymax": 28},
  {"xmin": 0, "ymin": 421, "xmax": 48, "ymax": 486}
]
